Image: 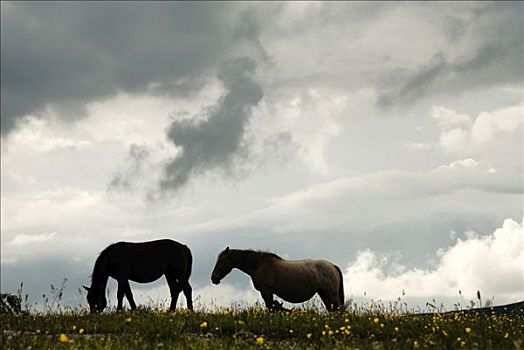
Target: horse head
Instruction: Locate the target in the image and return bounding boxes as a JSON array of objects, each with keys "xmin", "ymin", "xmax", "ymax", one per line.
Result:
[
  {"xmin": 211, "ymin": 247, "xmax": 234, "ymax": 285},
  {"xmin": 84, "ymin": 285, "xmax": 107, "ymax": 313}
]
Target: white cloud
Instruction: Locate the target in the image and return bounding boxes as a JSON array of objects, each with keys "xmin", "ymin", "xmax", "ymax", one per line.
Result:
[
  {"xmin": 122, "ymin": 281, "xmax": 260, "ymax": 310},
  {"xmin": 432, "ymin": 105, "xmax": 472, "ymax": 129},
  {"xmin": 2, "ymin": 117, "xmax": 92, "ymax": 155},
  {"xmin": 192, "ymin": 283, "xmax": 261, "ymax": 309},
  {"xmin": 447, "ymin": 158, "xmax": 479, "ymax": 169},
  {"xmin": 470, "ymin": 105, "xmax": 523, "ymax": 145},
  {"xmin": 184, "ymin": 158, "xmax": 517, "ymax": 235},
  {"xmin": 270, "ymin": 89, "xmax": 346, "ymax": 174},
  {"xmin": 343, "ymin": 218, "xmax": 524, "ymax": 303},
  {"xmin": 402, "ymin": 142, "xmax": 433, "ymax": 152},
  {"xmin": 433, "ymin": 103, "xmax": 523, "ymax": 155},
  {"xmin": 2, "ymin": 188, "xmax": 116, "ymax": 232},
  {"xmin": 10, "ymin": 232, "xmax": 56, "ymax": 246}
]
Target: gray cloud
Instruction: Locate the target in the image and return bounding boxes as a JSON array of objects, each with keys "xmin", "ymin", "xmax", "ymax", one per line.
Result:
[
  {"xmin": 3, "ymin": 2, "xmax": 521, "ymax": 138},
  {"xmin": 443, "ymin": 15, "xmax": 467, "ymax": 43},
  {"xmin": 377, "ymin": 2, "xmax": 524, "ymax": 107},
  {"xmin": 109, "ymin": 144, "xmax": 151, "ymax": 192},
  {"xmin": 0, "ymin": 2, "xmax": 268, "ymax": 136},
  {"xmin": 158, "ymin": 57, "xmax": 263, "ymax": 194}
]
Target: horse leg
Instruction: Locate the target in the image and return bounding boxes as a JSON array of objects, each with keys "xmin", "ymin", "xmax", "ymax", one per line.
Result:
[
  {"xmin": 180, "ymin": 279, "xmax": 193, "ymax": 311},
  {"xmin": 165, "ymin": 274, "xmax": 182, "ymax": 311},
  {"xmin": 319, "ymin": 289, "xmax": 340, "ymax": 312},
  {"xmin": 260, "ymin": 290, "xmax": 278, "ymax": 310},
  {"xmin": 116, "ymin": 281, "xmax": 125, "ymax": 310},
  {"xmin": 121, "ymin": 279, "xmax": 137, "ymax": 311}
]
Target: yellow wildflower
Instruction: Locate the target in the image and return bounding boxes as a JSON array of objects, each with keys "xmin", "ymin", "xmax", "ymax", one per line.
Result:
[
  {"xmin": 442, "ymin": 330, "xmax": 448, "ymax": 337},
  {"xmin": 413, "ymin": 340, "xmax": 419, "ymax": 349},
  {"xmin": 465, "ymin": 327, "xmax": 471, "ymax": 334},
  {"xmin": 460, "ymin": 341, "xmax": 466, "ymax": 347},
  {"xmin": 394, "ymin": 326, "xmax": 399, "ymax": 332},
  {"xmin": 328, "ymin": 330, "xmax": 334, "ymax": 336},
  {"xmin": 79, "ymin": 328, "xmax": 85, "ymax": 334},
  {"xmin": 125, "ymin": 317, "xmax": 132, "ymax": 322},
  {"xmin": 345, "ymin": 318, "xmax": 350, "ymax": 323},
  {"xmin": 373, "ymin": 317, "xmax": 379, "ymax": 324},
  {"xmin": 306, "ymin": 333, "xmax": 312, "ymax": 339},
  {"xmin": 504, "ymin": 332, "xmax": 509, "ymax": 339},
  {"xmin": 200, "ymin": 321, "xmax": 208, "ymax": 328},
  {"xmin": 59, "ymin": 334, "xmax": 69, "ymax": 343},
  {"xmin": 380, "ymin": 323, "xmax": 384, "ymax": 328},
  {"xmin": 255, "ymin": 336, "xmax": 264, "ymax": 345},
  {"xmin": 72, "ymin": 325, "xmax": 76, "ymax": 330}
]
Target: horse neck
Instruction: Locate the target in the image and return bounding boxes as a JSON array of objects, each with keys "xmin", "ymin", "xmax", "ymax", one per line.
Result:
[
  {"xmin": 91, "ymin": 275, "xmax": 109, "ymax": 297},
  {"xmin": 232, "ymin": 250, "xmax": 264, "ymax": 276},
  {"xmin": 91, "ymin": 252, "xmax": 110, "ymax": 295}
]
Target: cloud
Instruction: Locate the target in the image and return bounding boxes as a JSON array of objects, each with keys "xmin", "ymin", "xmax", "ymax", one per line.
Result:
[
  {"xmin": 10, "ymin": 232, "xmax": 56, "ymax": 246},
  {"xmin": 192, "ymin": 283, "xmax": 261, "ymax": 309},
  {"xmin": 433, "ymin": 103, "xmax": 523, "ymax": 156},
  {"xmin": 377, "ymin": 2, "xmax": 523, "ymax": 107},
  {"xmin": 0, "ymin": 2, "xmax": 268, "ymax": 136},
  {"xmin": 283, "ymin": 90, "xmax": 345, "ymax": 174},
  {"xmin": 179, "ymin": 157, "xmax": 521, "ymax": 237},
  {"xmin": 158, "ymin": 57, "xmax": 263, "ymax": 193},
  {"xmin": 90, "ymin": 280, "xmax": 261, "ymax": 310},
  {"xmin": 109, "ymin": 144, "xmax": 151, "ymax": 191},
  {"xmin": 1, "ymin": 117, "xmax": 92, "ymax": 154},
  {"xmin": 402, "ymin": 142, "xmax": 433, "ymax": 152},
  {"xmin": 1, "ymin": 188, "xmax": 117, "ymax": 232},
  {"xmin": 343, "ymin": 218, "xmax": 524, "ymax": 304}
]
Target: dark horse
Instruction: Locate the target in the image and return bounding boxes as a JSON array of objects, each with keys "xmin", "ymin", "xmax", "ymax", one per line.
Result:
[
  {"xmin": 211, "ymin": 247, "xmax": 344, "ymax": 311},
  {"xmin": 84, "ymin": 239, "xmax": 193, "ymax": 312}
]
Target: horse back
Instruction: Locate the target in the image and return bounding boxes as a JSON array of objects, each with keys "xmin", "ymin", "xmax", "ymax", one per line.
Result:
[
  {"xmin": 253, "ymin": 258, "xmax": 340, "ymax": 303},
  {"xmin": 107, "ymin": 239, "xmax": 192, "ymax": 280},
  {"xmin": 264, "ymin": 258, "xmax": 338, "ymax": 286}
]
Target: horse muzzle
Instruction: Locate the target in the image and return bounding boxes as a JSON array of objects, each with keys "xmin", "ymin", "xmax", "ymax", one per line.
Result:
[{"xmin": 211, "ymin": 275, "xmax": 220, "ymax": 285}]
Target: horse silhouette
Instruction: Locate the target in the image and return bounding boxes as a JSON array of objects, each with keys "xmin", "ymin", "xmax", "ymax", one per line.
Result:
[
  {"xmin": 211, "ymin": 247, "xmax": 344, "ymax": 311},
  {"xmin": 84, "ymin": 239, "xmax": 193, "ymax": 312}
]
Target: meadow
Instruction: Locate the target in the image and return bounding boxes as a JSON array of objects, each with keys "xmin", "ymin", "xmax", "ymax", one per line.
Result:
[{"xmin": 2, "ymin": 300, "xmax": 524, "ymax": 350}]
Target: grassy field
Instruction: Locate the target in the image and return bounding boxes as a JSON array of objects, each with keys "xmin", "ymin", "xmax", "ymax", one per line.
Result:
[{"xmin": 2, "ymin": 302, "xmax": 524, "ymax": 350}]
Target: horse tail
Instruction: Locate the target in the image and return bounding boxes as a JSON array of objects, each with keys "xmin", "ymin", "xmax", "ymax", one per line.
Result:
[
  {"xmin": 183, "ymin": 245, "xmax": 193, "ymax": 280},
  {"xmin": 334, "ymin": 264, "xmax": 345, "ymax": 306}
]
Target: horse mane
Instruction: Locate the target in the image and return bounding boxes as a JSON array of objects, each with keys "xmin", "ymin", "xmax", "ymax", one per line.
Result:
[
  {"xmin": 232, "ymin": 249, "xmax": 282, "ymax": 269},
  {"xmin": 91, "ymin": 243, "xmax": 118, "ymax": 286}
]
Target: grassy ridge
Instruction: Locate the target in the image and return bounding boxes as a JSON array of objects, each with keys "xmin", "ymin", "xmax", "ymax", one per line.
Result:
[{"xmin": 2, "ymin": 306, "xmax": 524, "ymax": 349}]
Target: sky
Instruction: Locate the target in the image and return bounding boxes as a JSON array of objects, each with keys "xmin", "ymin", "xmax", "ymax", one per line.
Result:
[{"xmin": 1, "ymin": 2, "xmax": 523, "ymax": 311}]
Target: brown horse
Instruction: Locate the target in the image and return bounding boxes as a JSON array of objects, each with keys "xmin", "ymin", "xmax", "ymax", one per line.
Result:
[
  {"xmin": 211, "ymin": 247, "xmax": 344, "ymax": 311},
  {"xmin": 84, "ymin": 239, "xmax": 193, "ymax": 312}
]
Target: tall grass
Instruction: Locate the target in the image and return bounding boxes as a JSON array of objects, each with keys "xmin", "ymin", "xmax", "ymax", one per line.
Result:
[{"xmin": 2, "ymin": 296, "xmax": 523, "ymax": 349}]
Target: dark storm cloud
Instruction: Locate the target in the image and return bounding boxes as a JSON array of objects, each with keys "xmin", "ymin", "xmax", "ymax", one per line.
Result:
[
  {"xmin": 0, "ymin": 2, "xmax": 270, "ymax": 136},
  {"xmin": 378, "ymin": 2, "xmax": 524, "ymax": 107},
  {"xmin": 158, "ymin": 57, "xmax": 263, "ymax": 193}
]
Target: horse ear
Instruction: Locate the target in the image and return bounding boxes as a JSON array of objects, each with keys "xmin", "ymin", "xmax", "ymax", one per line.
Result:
[
  {"xmin": 225, "ymin": 247, "xmax": 230, "ymax": 254},
  {"xmin": 83, "ymin": 285, "xmax": 90, "ymax": 291}
]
